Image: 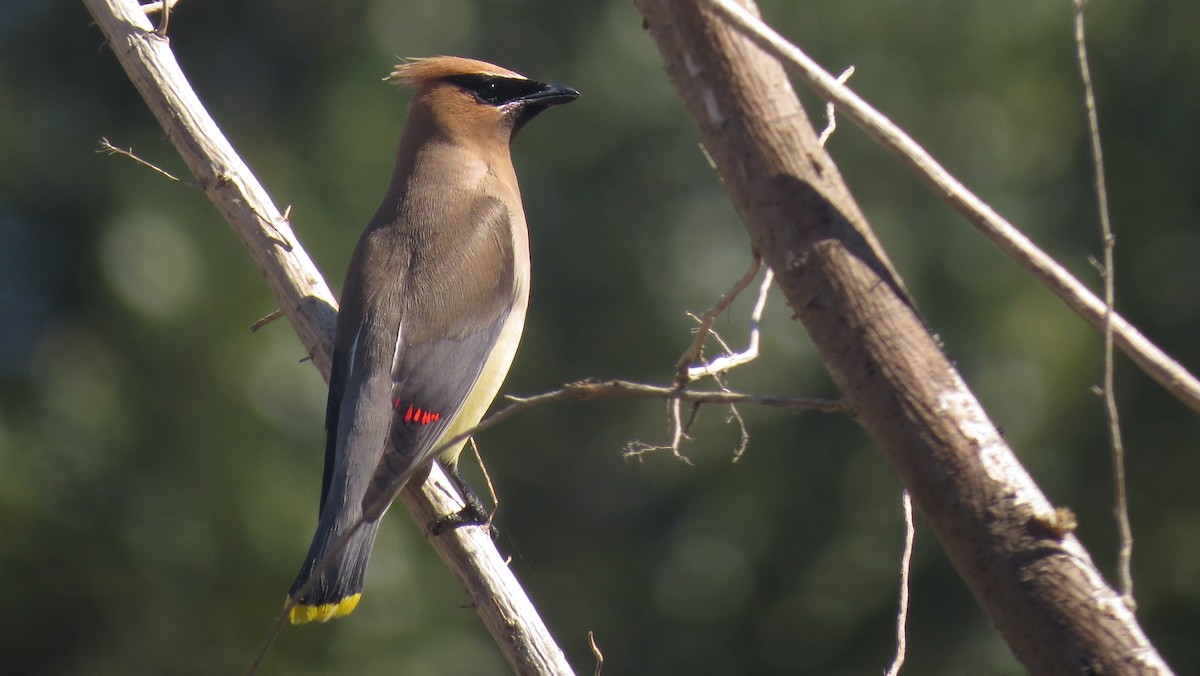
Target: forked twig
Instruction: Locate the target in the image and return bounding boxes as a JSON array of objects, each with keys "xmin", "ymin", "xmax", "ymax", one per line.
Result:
[
  {"xmin": 686, "ymin": 269, "xmax": 774, "ymax": 380},
  {"xmin": 675, "ymin": 256, "xmax": 763, "ymax": 386}
]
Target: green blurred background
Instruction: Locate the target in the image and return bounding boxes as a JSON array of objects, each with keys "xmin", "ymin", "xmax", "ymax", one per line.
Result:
[{"xmin": 2, "ymin": 1, "xmax": 1198, "ymax": 673}]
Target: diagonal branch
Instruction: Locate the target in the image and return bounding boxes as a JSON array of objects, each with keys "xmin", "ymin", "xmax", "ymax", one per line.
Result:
[
  {"xmin": 80, "ymin": 1, "xmax": 572, "ymax": 674},
  {"xmin": 633, "ymin": 0, "xmax": 1171, "ymax": 672},
  {"xmin": 700, "ymin": 0, "xmax": 1200, "ymax": 415}
]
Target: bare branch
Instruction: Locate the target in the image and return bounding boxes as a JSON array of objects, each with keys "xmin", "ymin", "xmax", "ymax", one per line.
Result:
[
  {"xmin": 467, "ymin": 438, "xmax": 501, "ymax": 527},
  {"xmin": 139, "ymin": 0, "xmax": 180, "ymax": 13},
  {"xmin": 249, "ymin": 308, "xmax": 285, "ymax": 333},
  {"xmin": 154, "ymin": 0, "xmax": 169, "ymax": 34},
  {"xmin": 655, "ymin": 255, "xmax": 769, "ymax": 461},
  {"xmin": 503, "ymin": 379, "xmax": 844, "ymax": 415},
  {"xmin": 723, "ymin": 394, "xmax": 750, "ymax": 462},
  {"xmin": 1074, "ymin": 0, "xmax": 1134, "ymax": 611},
  {"xmin": 675, "ymin": 256, "xmax": 762, "ymax": 385},
  {"xmin": 669, "ymin": 399, "xmax": 692, "ymax": 459},
  {"xmin": 699, "ymin": 0, "xmax": 1200, "ymax": 415},
  {"xmin": 885, "ymin": 490, "xmax": 915, "ymax": 676},
  {"xmin": 687, "ymin": 268, "xmax": 773, "ymax": 379},
  {"xmin": 97, "ymin": 137, "xmax": 184, "ymax": 182},
  {"xmin": 546, "ymin": 377, "xmax": 838, "ymax": 461},
  {"xmin": 588, "ymin": 631, "xmax": 604, "ymax": 676},
  {"xmin": 818, "ymin": 66, "xmax": 855, "ymax": 147},
  {"xmin": 454, "ymin": 378, "xmax": 841, "ymax": 464}
]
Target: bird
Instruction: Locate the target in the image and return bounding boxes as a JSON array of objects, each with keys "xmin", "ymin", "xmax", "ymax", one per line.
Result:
[{"xmin": 287, "ymin": 56, "xmax": 578, "ymax": 624}]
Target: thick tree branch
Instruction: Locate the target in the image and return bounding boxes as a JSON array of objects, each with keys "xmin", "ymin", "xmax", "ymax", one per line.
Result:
[
  {"xmin": 81, "ymin": 1, "xmax": 572, "ymax": 674},
  {"xmin": 700, "ymin": 0, "xmax": 1200, "ymax": 415},
  {"xmin": 633, "ymin": 0, "xmax": 1171, "ymax": 672}
]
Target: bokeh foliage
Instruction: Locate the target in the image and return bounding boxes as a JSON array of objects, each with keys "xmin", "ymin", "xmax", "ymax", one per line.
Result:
[{"xmin": 1, "ymin": 1, "xmax": 1198, "ymax": 673}]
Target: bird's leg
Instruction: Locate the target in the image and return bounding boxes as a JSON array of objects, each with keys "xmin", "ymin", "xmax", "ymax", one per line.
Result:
[{"xmin": 430, "ymin": 444, "xmax": 497, "ymax": 537}]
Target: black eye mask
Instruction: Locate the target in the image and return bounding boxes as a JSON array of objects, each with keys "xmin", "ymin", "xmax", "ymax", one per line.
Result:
[{"xmin": 443, "ymin": 74, "xmax": 550, "ymax": 107}]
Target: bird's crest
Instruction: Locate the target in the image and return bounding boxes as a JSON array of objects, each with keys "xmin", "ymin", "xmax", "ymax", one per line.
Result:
[{"xmin": 389, "ymin": 56, "xmax": 525, "ymax": 87}]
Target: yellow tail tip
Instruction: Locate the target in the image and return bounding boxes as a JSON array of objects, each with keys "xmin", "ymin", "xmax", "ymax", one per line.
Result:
[{"xmin": 287, "ymin": 594, "xmax": 362, "ymax": 624}]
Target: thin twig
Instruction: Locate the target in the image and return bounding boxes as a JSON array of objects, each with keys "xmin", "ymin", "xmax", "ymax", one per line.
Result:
[
  {"xmin": 423, "ymin": 378, "xmax": 844, "ymax": 483},
  {"xmin": 818, "ymin": 66, "xmax": 855, "ymax": 147},
  {"xmin": 1074, "ymin": 0, "xmax": 1133, "ymax": 611},
  {"xmin": 468, "ymin": 437, "xmax": 500, "ymax": 527},
  {"xmin": 701, "ymin": 0, "xmax": 1200, "ymax": 415},
  {"xmin": 249, "ymin": 308, "xmax": 285, "ymax": 333},
  {"xmin": 600, "ymin": 376, "xmax": 843, "ymax": 460},
  {"xmin": 246, "ymin": 620, "xmax": 286, "ymax": 676},
  {"xmin": 690, "ymin": 332, "xmax": 752, "ymax": 461},
  {"xmin": 588, "ymin": 630, "xmax": 604, "ymax": 676},
  {"xmin": 721, "ymin": 389, "xmax": 750, "ymax": 461},
  {"xmin": 668, "ymin": 398, "xmax": 690, "ymax": 460},
  {"xmin": 97, "ymin": 137, "xmax": 184, "ymax": 182},
  {"xmin": 675, "ymin": 256, "xmax": 762, "ymax": 386},
  {"xmin": 140, "ymin": 0, "xmax": 180, "ymax": 13},
  {"xmin": 154, "ymin": 0, "xmax": 169, "ymax": 34},
  {"xmin": 885, "ymin": 490, "xmax": 916, "ymax": 676},
  {"xmin": 687, "ymin": 268, "xmax": 774, "ymax": 379}
]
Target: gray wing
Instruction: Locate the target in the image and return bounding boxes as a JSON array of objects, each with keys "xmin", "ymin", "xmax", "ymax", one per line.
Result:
[{"xmin": 326, "ymin": 195, "xmax": 518, "ymax": 517}]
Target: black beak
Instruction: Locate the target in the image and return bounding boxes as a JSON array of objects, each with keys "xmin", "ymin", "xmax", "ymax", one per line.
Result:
[
  {"xmin": 519, "ymin": 82, "xmax": 580, "ymax": 107},
  {"xmin": 511, "ymin": 81, "xmax": 578, "ymax": 134}
]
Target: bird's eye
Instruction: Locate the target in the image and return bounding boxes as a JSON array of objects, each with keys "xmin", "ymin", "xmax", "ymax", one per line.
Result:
[{"xmin": 444, "ymin": 74, "xmax": 543, "ymax": 107}]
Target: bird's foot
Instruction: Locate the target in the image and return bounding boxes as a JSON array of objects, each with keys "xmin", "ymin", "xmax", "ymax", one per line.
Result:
[{"xmin": 429, "ymin": 497, "xmax": 496, "ymax": 538}]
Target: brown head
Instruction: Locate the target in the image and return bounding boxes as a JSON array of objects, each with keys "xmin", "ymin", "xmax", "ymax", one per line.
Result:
[{"xmin": 390, "ymin": 56, "xmax": 578, "ymax": 149}]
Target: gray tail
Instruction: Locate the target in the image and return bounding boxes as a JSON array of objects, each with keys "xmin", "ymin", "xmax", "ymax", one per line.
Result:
[{"xmin": 286, "ymin": 517, "xmax": 381, "ymax": 623}]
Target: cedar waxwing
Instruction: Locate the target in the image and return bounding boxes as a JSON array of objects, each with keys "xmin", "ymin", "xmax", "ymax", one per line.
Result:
[{"xmin": 287, "ymin": 56, "xmax": 578, "ymax": 624}]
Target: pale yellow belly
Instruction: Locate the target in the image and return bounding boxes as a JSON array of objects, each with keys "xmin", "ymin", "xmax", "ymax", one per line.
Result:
[{"xmin": 436, "ymin": 283, "xmax": 529, "ymax": 466}]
